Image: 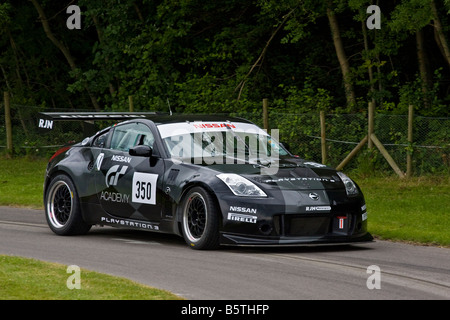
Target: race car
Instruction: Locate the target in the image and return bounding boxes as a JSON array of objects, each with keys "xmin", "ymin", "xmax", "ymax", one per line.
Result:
[{"xmin": 42, "ymin": 112, "xmax": 373, "ymax": 249}]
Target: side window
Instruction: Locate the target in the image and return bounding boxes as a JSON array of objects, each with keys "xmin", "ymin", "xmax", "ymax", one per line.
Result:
[
  {"xmin": 110, "ymin": 122, "xmax": 154, "ymax": 152},
  {"xmin": 92, "ymin": 130, "xmax": 110, "ymax": 148}
]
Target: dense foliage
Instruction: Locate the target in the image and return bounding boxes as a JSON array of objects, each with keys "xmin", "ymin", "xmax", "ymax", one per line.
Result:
[{"xmin": 0, "ymin": 0, "xmax": 449, "ymax": 116}]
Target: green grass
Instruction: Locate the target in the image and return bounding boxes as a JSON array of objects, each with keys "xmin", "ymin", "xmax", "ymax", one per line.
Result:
[
  {"xmin": 356, "ymin": 175, "xmax": 450, "ymax": 247},
  {"xmin": 0, "ymin": 157, "xmax": 47, "ymax": 208},
  {"xmin": 0, "ymin": 255, "xmax": 182, "ymax": 300}
]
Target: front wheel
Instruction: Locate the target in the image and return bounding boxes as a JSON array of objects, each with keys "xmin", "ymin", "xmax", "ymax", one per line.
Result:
[
  {"xmin": 181, "ymin": 187, "xmax": 220, "ymax": 250},
  {"xmin": 45, "ymin": 174, "xmax": 91, "ymax": 235}
]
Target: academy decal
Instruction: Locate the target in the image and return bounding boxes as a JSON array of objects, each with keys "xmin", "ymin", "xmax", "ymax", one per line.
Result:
[
  {"xmin": 100, "ymin": 217, "xmax": 159, "ymax": 230},
  {"xmin": 105, "ymin": 165, "xmax": 128, "ymax": 187},
  {"xmin": 100, "ymin": 191, "xmax": 129, "ymax": 203},
  {"xmin": 132, "ymin": 172, "xmax": 158, "ymax": 205}
]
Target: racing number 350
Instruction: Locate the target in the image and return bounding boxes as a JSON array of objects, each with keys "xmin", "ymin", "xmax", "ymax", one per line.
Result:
[
  {"xmin": 132, "ymin": 173, "xmax": 158, "ymax": 205},
  {"xmin": 135, "ymin": 180, "xmax": 151, "ymax": 200}
]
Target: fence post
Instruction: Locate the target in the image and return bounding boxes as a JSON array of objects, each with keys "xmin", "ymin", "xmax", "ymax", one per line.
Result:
[
  {"xmin": 320, "ymin": 111, "xmax": 327, "ymax": 164},
  {"xmin": 128, "ymin": 95, "xmax": 134, "ymax": 112},
  {"xmin": 4, "ymin": 91, "xmax": 13, "ymax": 158},
  {"xmin": 371, "ymin": 134, "xmax": 405, "ymax": 178},
  {"xmin": 262, "ymin": 98, "xmax": 269, "ymax": 131},
  {"xmin": 406, "ymin": 104, "xmax": 414, "ymax": 178},
  {"xmin": 368, "ymin": 101, "xmax": 374, "ymax": 149}
]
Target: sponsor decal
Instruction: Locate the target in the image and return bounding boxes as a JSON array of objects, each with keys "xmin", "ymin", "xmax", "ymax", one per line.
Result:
[
  {"xmin": 305, "ymin": 206, "xmax": 331, "ymax": 212},
  {"xmin": 38, "ymin": 118, "xmax": 53, "ymax": 129},
  {"xmin": 192, "ymin": 123, "xmax": 236, "ymax": 129},
  {"xmin": 95, "ymin": 153, "xmax": 104, "ymax": 171},
  {"xmin": 111, "ymin": 155, "xmax": 132, "ymax": 163},
  {"xmin": 362, "ymin": 212, "xmax": 368, "ymax": 221},
  {"xmin": 229, "ymin": 206, "xmax": 257, "ymax": 214},
  {"xmin": 100, "ymin": 216, "xmax": 159, "ymax": 230},
  {"xmin": 227, "ymin": 212, "xmax": 257, "ymax": 223},
  {"xmin": 263, "ymin": 177, "xmax": 336, "ymax": 183},
  {"xmin": 132, "ymin": 172, "xmax": 158, "ymax": 205},
  {"xmin": 105, "ymin": 165, "xmax": 128, "ymax": 187},
  {"xmin": 303, "ymin": 161, "xmax": 326, "ymax": 168},
  {"xmin": 337, "ymin": 216, "xmax": 347, "ymax": 229},
  {"xmin": 100, "ymin": 191, "xmax": 129, "ymax": 203},
  {"xmin": 361, "ymin": 204, "xmax": 368, "ymax": 221}
]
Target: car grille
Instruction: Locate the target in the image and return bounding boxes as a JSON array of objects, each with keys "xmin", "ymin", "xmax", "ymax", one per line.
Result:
[{"xmin": 274, "ymin": 213, "xmax": 355, "ymax": 237}]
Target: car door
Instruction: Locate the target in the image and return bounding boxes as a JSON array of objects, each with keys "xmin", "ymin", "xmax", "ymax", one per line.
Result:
[{"xmin": 94, "ymin": 121, "xmax": 165, "ymax": 223}]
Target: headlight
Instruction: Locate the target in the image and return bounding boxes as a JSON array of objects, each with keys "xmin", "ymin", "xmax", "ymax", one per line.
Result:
[
  {"xmin": 337, "ymin": 172, "xmax": 359, "ymax": 196},
  {"xmin": 217, "ymin": 173, "xmax": 267, "ymax": 197}
]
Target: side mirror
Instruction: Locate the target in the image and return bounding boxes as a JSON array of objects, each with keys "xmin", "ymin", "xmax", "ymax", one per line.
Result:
[{"xmin": 129, "ymin": 145, "xmax": 152, "ymax": 157}]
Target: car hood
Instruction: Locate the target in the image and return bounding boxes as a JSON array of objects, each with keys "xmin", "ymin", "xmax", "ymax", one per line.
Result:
[{"xmin": 182, "ymin": 156, "xmax": 343, "ymax": 191}]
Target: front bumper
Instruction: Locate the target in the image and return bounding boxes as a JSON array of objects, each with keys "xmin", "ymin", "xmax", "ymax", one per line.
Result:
[
  {"xmin": 220, "ymin": 231, "xmax": 374, "ymax": 246},
  {"xmin": 216, "ymin": 189, "xmax": 373, "ymax": 246}
]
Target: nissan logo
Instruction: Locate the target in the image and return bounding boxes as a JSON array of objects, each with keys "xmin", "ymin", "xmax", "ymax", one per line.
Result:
[{"xmin": 309, "ymin": 192, "xmax": 320, "ymax": 201}]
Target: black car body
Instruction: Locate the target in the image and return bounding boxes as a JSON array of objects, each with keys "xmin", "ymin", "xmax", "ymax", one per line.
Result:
[{"xmin": 43, "ymin": 113, "xmax": 373, "ymax": 249}]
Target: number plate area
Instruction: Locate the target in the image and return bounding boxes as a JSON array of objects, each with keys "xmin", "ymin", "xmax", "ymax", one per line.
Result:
[{"xmin": 132, "ymin": 172, "xmax": 158, "ymax": 205}]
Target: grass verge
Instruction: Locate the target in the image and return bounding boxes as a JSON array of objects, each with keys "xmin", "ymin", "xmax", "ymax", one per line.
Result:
[
  {"xmin": 0, "ymin": 255, "xmax": 182, "ymax": 300},
  {"xmin": 0, "ymin": 156, "xmax": 47, "ymax": 208},
  {"xmin": 356, "ymin": 175, "xmax": 450, "ymax": 247}
]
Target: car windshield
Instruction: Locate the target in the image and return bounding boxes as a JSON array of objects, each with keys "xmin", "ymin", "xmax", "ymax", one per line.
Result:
[{"xmin": 158, "ymin": 121, "xmax": 288, "ymax": 163}]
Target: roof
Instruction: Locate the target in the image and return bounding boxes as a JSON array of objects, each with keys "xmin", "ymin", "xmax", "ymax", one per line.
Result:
[{"xmin": 150, "ymin": 114, "xmax": 252, "ymax": 125}]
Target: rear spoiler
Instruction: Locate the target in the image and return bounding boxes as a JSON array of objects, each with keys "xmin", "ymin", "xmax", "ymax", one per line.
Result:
[
  {"xmin": 37, "ymin": 111, "xmax": 161, "ymax": 130},
  {"xmin": 37, "ymin": 111, "xmax": 166, "ymax": 138},
  {"xmin": 38, "ymin": 112, "xmax": 164, "ymax": 131}
]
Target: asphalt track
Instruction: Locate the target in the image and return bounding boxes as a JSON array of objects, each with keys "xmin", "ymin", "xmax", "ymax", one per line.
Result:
[{"xmin": 0, "ymin": 206, "xmax": 449, "ymax": 300}]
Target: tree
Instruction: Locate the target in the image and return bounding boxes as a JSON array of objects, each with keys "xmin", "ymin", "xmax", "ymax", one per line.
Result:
[
  {"xmin": 327, "ymin": 1, "xmax": 356, "ymax": 108},
  {"xmin": 431, "ymin": 0, "xmax": 450, "ymax": 70},
  {"xmin": 30, "ymin": 0, "xmax": 100, "ymax": 110}
]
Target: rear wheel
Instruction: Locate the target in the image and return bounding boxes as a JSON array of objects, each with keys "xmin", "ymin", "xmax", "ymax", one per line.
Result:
[
  {"xmin": 181, "ymin": 187, "xmax": 220, "ymax": 250},
  {"xmin": 45, "ymin": 174, "xmax": 91, "ymax": 235}
]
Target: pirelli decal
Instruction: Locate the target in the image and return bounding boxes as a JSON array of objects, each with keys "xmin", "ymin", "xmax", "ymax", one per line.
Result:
[{"xmin": 227, "ymin": 212, "xmax": 257, "ymax": 224}]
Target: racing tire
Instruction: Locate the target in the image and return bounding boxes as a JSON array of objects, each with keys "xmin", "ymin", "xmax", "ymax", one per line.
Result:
[
  {"xmin": 45, "ymin": 174, "xmax": 91, "ymax": 235},
  {"xmin": 181, "ymin": 187, "xmax": 220, "ymax": 250}
]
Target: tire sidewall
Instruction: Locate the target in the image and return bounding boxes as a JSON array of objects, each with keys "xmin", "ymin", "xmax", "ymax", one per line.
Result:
[
  {"xmin": 181, "ymin": 187, "xmax": 220, "ymax": 250},
  {"xmin": 45, "ymin": 174, "xmax": 89, "ymax": 235}
]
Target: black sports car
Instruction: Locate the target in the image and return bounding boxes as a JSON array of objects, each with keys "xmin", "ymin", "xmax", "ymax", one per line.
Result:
[{"xmin": 42, "ymin": 112, "xmax": 373, "ymax": 249}]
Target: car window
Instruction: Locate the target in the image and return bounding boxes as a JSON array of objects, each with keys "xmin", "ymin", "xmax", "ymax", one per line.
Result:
[
  {"xmin": 92, "ymin": 130, "xmax": 109, "ymax": 148},
  {"xmin": 110, "ymin": 122, "xmax": 154, "ymax": 152}
]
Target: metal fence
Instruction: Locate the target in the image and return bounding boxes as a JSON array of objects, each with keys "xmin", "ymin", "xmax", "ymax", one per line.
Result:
[{"xmin": 1, "ymin": 104, "xmax": 449, "ymax": 176}]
